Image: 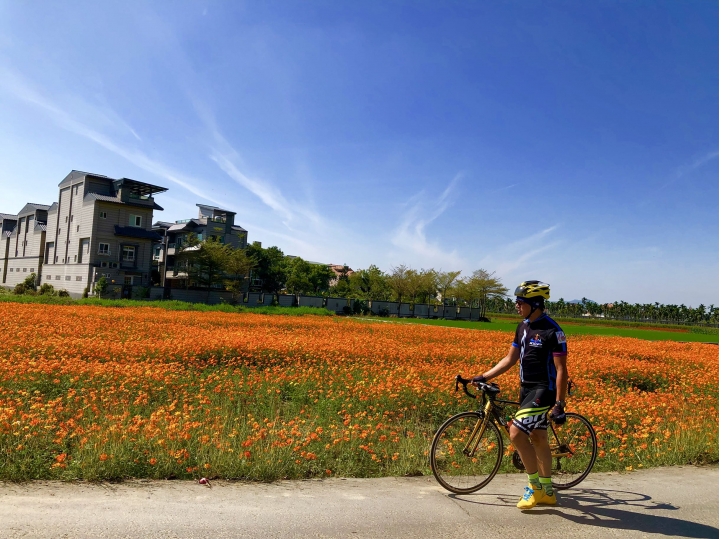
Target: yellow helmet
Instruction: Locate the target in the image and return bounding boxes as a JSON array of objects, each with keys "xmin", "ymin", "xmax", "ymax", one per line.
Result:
[{"xmin": 514, "ymin": 280, "xmax": 550, "ymax": 300}]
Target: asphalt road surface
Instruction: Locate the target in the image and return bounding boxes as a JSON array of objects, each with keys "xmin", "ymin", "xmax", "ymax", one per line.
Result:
[{"xmin": 1, "ymin": 465, "xmax": 717, "ymax": 539}]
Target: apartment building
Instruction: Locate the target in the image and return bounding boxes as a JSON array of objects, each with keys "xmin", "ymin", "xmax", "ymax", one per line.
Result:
[
  {"xmin": 36, "ymin": 170, "xmax": 167, "ymax": 297},
  {"xmin": 0, "ymin": 170, "xmax": 167, "ymax": 297},
  {"xmin": 1, "ymin": 207, "xmax": 49, "ymax": 288},
  {"xmin": 152, "ymin": 204, "xmax": 248, "ymax": 288}
]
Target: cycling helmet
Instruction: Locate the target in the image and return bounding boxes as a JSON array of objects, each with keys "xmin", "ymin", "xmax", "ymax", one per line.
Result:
[
  {"xmin": 514, "ymin": 280, "xmax": 550, "ymax": 318},
  {"xmin": 514, "ymin": 280, "xmax": 550, "ymax": 300}
]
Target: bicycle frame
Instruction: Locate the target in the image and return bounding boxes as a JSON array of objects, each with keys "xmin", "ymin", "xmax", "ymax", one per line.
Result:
[{"xmin": 467, "ymin": 384, "xmax": 574, "ymax": 461}]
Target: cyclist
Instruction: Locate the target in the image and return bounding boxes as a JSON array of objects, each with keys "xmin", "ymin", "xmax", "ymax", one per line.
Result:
[{"xmin": 472, "ymin": 280, "xmax": 568, "ymax": 509}]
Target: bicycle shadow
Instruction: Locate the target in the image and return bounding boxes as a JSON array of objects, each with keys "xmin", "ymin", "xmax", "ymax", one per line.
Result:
[{"xmin": 453, "ymin": 487, "xmax": 717, "ymax": 538}]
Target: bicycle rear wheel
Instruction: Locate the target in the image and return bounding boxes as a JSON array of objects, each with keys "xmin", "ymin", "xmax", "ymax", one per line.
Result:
[
  {"xmin": 430, "ymin": 411, "xmax": 503, "ymax": 494},
  {"xmin": 548, "ymin": 412, "xmax": 597, "ymax": 489}
]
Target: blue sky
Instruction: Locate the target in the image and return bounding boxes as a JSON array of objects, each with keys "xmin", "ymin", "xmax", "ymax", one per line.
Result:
[{"xmin": 0, "ymin": 1, "xmax": 717, "ymax": 306}]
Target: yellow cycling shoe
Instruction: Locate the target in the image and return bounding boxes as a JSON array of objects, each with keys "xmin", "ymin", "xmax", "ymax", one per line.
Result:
[
  {"xmin": 516, "ymin": 485, "xmax": 543, "ymax": 509},
  {"xmin": 537, "ymin": 490, "xmax": 557, "ymax": 505}
]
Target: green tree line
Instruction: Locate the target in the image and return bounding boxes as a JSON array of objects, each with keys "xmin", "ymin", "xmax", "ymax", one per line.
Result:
[{"xmin": 177, "ymin": 240, "xmax": 718, "ymax": 325}]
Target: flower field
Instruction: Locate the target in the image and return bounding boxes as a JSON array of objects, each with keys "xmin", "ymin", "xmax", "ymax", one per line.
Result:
[{"xmin": 0, "ymin": 303, "xmax": 717, "ymax": 481}]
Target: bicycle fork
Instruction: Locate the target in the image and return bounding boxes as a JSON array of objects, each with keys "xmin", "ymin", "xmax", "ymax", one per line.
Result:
[{"xmin": 462, "ymin": 400, "xmax": 494, "ymax": 457}]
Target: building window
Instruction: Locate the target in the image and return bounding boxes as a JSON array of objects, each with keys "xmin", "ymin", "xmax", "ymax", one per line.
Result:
[
  {"xmin": 58, "ymin": 228, "xmax": 61, "ymax": 235},
  {"xmin": 46, "ymin": 275, "xmax": 51, "ymax": 280},
  {"xmin": 55, "ymin": 275, "xmax": 60, "ymax": 280},
  {"xmin": 153, "ymin": 246, "xmax": 161, "ymax": 260},
  {"xmin": 23, "ymin": 268, "xmax": 26, "ymax": 272},
  {"xmin": 55, "ymin": 256, "xmax": 58, "ymax": 262},
  {"xmin": 8, "ymin": 268, "xmax": 12, "ymax": 272},
  {"xmin": 124, "ymin": 276, "xmax": 134, "ymax": 285},
  {"xmin": 70, "ymin": 215, "xmax": 73, "ymax": 222},
  {"xmin": 74, "ymin": 255, "xmax": 77, "ymax": 262},
  {"xmin": 98, "ymin": 243, "xmax": 110, "ymax": 255},
  {"xmin": 99, "ymin": 211, "xmax": 107, "ymax": 219},
  {"xmin": 129, "ymin": 215, "xmax": 142, "ymax": 227},
  {"xmin": 122, "ymin": 246, "xmax": 136, "ymax": 262},
  {"xmin": 30, "ymin": 268, "xmax": 34, "ymax": 273},
  {"xmin": 76, "ymin": 225, "xmax": 80, "ymax": 232},
  {"xmin": 76, "ymin": 276, "xmax": 82, "ymax": 281},
  {"xmin": 65, "ymin": 276, "xmax": 71, "ymax": 281},
  {"xmin": 100, "ymin": 261, "xmax": 108, "ymax": 268},
  {"xmin": 65, "ymin": 216, "xmax": 68, "ymax": 223}
]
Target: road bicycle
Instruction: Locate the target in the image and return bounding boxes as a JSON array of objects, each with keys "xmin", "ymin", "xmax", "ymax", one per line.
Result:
[{"xmin": 430, "ymin": 376, "xmax": 597, "ymax": 494}]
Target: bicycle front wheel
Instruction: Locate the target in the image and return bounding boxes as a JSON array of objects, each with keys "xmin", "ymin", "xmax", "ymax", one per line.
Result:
[
  {"xmin": 430, "ymin": 411, "xmax": 503, "ymax": 494},
  {"xmin": 548, "ymin": 412, "xmax": 597, "ymax": 489}
]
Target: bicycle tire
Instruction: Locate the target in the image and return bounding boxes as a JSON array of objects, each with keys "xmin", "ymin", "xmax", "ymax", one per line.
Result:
[
  {"xmin": 548, "ymin": 412, "xmax": 597, "ymax": 489},
  {"xmin": 430, "ymin": 411, "xmax": 504, "ymax": 494}
]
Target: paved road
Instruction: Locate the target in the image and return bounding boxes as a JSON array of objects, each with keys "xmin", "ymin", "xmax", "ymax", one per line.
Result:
[{"xmin": 1, "ymin": 466, "xmax": 717, "ymax": 539}]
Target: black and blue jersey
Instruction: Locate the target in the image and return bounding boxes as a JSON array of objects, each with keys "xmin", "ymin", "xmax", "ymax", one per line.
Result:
[{"xmin": 511, "ymin": 314, "xmax": 567, "ymax": 390}]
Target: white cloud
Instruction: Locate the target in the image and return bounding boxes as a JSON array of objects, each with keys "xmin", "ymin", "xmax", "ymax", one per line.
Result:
[
  {"xmin": 0, "ymin": 66, "xmax": 226, "ymax": 207},
  {"xmin": 390, "ymin": 174, "xmax": 466, "ymax": 269},
  {"xmin": 479, "ymin": 224, "xmax": 562, "ymax": 277}
]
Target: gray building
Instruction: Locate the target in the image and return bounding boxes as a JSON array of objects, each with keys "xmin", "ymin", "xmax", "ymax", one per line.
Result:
[
  {"xmin": 1, "ymin": 206, "xmax": 48, "ymax": 289},
  {"xmin": 37, "ymin": 170, "xmax": 167, "ymax": 297},
  {"xmin": 153, "ymin": 204, "xmax": 248, "ymax": 289}
]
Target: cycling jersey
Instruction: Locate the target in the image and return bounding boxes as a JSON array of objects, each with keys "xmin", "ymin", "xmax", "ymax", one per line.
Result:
[{"xmin": 512, "ymin": 314, "xmax": 567, "ymax": 390}]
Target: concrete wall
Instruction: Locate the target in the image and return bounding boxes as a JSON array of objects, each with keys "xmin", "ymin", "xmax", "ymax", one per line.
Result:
[
  {"xmin": 278, "ymin": 294, "xmax": 295, "ymax": 307},
  {"xmin": 167, "ymin": 288, "xmax": 233, "ymax": 305},
  {"xmin": 298, "ymin": 296, "xmax": 324, "ymax": 308},
  {"xmin": 326, "ymin": 297, "xmax": 349, "ymax": 314}
]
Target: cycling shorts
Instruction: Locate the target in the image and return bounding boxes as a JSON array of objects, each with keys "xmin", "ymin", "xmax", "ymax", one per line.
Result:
[{"xmin": 512, "ymin": 385, "xmax": 555, "ymax": 435}]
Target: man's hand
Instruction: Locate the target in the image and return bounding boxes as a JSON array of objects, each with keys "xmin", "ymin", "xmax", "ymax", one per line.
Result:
[
  {"xmin": 550, "ymin": 404, "xmax": 566, "ymax": 425},
  {"xmin": 471, "ymin": 374, "xmax": 486, "ymax": 387}
]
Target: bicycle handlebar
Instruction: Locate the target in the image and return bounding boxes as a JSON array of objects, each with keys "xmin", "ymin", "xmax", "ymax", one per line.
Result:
[
  {"xmin": 455, "ymin": 374, "xmax": 477, "ymax": 399},
  {"xmin": 455, "ymin": 375, "xmax": 575, "ymax": 400},
  {"xmin": 455, "ymin": 375, "xmax": 501, "ymax": 399}
]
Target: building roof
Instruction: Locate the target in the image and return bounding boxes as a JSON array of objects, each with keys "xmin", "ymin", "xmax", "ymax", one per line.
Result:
[
  {"xmin": 60, "ymin": 171, "xmax": 168, "ymax": 197},
  {"xmin": 85, "ymin": 193, "xmax": 164, "ymax": 211},
  {"xmin": 113, "ymin": 178, "xmax": 168, "ymax": 196},
  {"xmin": 152, "ymin": 221, "xmax": 175, "ymax": 230},
  {"xmin": 18, "ymin": 203, "xmax": 51, "ymax": 216},
  {"xmin": 0, "ymin": 213, "xmax": 18, "ymax": 220},
  {"xmin": 197, "ymin": 203, "xmax": 236, "ymax": 214},
  {"xmin": 231, "ymin": 225, "xmax": 248, "ymax": 232},
  {"xmin": 167, "ymin": 220, "xmax": 202, "ymax": 232},
  {"xmin": 113, "ymin": 225, "xmax": 163, "ymax": 241}
]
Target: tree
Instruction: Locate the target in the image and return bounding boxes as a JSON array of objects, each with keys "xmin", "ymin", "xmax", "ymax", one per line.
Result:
[
  {"xmin": 224, "ymin": 247, "xmax": 256, "ymax": 303},
  {"xmin": 436, "ymin": 270, "xmax": 462, "ymax": 305},
  {"xmin": 94, "ymin": 276, "xmax": 108, "ymax": 297},
  {"xmin": 348, "ymin": 265, "xmax": 390, "ymax": 300},
  {"xmin": 285, "ymin": 258, "xmax": 314, "ymax": 295},
  {"xmin": 177, "ymin": 237, "xmax": 230, "ymax": 301},
  {"xmin": 388, "ymin": 264, "xmax": 411, "ymax": 305},
  {"xmin": 246, "ymin": 244, "xmax": 288, "ymax": 294},
  {"xmin": 329, "ymin": 265, "xmax": 353, "ymax": 297},
  {"xmin": 285, "ymin": 257, "xmax": 335, "ymax": 296},
  {"xmin": 462, "ymin": 270, "xmax": 508, "ymax": 320},
  {"xmin": 417, "ymin": 269, "xmax": 438, "ymax": 304}
]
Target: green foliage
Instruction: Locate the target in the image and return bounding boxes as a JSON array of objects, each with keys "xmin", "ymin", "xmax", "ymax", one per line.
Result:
[
  {"xmin": 131, "ymin": 286, "xmax": 150, "ymax": 300},
  {"xmin": 347, "ymin": 265, "xmax": 391, "ymax": 301},
  {"xmin": 285, "ymin": 257, "xmax": 334, "ymax": 296},
  {"xmin": 39, "ymin": 283, "xmax": 56, "ymax": 296},
  {"xmin": 12, "ymin": 283, "xmax": 26, "ymax": 295},
  {"xmin": 57, "ymin": 290, "xmax": 70, "ymax": 297},
  {"xmin": 94, "ymin": 276, "xmax": 109, "ymax": 297},
  {"xmin": 246, "ymin": 244, "xmax": 288, "ymax": 294}
]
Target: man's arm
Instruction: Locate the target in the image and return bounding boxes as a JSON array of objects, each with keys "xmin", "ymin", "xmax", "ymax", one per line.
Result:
[
  {"xmin": 553, "ymin": 353, "xmax": 568, "ymax": 403},
  {"xmin": 473, "ymin": 344, "xmax": 520, "ymax": 384}
]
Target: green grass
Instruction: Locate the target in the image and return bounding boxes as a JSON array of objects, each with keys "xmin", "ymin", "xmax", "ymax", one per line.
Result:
[{"xmin": 362, "ymin": 316, "xmax": 719, "ymax": 343}]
